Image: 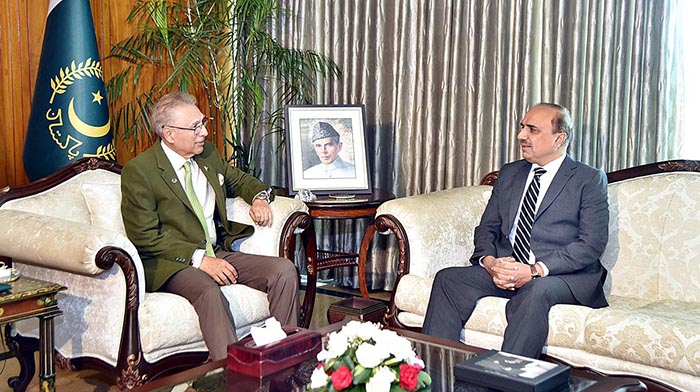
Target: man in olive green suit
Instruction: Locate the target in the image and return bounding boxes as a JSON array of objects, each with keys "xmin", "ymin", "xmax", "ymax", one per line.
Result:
[{"xmin": 121, "ymin": 91, "xmax": 299, "ymax": 361}]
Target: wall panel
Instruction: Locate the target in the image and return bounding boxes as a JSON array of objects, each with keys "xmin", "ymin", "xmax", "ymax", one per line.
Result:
[{"xmin": 0, "ymin": 0, "xmax": 154, "ymax": 188}]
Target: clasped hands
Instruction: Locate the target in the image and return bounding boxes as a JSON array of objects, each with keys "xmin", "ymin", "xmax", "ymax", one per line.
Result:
[{"xmin": 483, "ymin": 256, "xmax": 530, "ymax": 291}]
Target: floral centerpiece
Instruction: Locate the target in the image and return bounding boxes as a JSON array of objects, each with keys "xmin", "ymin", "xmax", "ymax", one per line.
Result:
[{"xmin": 308, "ymin": 320, "xmax": 432, "ymax": 392}]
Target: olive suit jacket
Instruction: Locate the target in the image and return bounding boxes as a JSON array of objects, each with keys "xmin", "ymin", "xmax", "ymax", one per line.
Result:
[{"xmin": 121, "ymin": 141, "xmax": 271, "ymax": 292}]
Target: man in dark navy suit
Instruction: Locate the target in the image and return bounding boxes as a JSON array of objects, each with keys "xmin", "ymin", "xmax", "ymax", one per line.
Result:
[{"xmin": 422, "ymin": 103, "xmax": 609, "ymax": 358}]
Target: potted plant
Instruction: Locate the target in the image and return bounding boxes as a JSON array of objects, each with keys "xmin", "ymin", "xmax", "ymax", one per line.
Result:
[{"xmin": 107, "ymin": 0, "xmax": 340, "ymax": 174}]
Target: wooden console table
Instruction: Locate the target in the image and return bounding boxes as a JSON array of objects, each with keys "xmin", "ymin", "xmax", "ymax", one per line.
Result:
[
  {"xmin": 0, "ymin": 276, "xmax": 66, "ymax": 392},
  {"xmin": 299, "ymin": 190, "xmax": 394, "ymax": 327}
]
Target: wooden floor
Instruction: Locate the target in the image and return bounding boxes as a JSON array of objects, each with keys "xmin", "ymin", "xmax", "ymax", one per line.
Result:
[{"xmin": 0, "ymin": 286, "xmax": 389, "ymax": 391}]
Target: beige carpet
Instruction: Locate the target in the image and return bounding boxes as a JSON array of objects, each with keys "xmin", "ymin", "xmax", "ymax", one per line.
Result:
[{"xmin": 0, "ymin": 289, "xmax": 365, "ymax": 391}]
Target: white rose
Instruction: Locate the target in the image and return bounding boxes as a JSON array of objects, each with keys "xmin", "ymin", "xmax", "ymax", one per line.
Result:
[
  {"xmin": 316, "ymin": 349, "xmax": 330, "ymax": 362},
  {"xmin": 310, "ymin": 365, "xmax": 329, "ymax": 389},
  {"xmin": 355, "ymin": 321, "xmax": 381, "ymax": 340},
  {"xmin": 365, "ymin": 366, "xmax": 396, "ymax": 392},
  {"xmin": 356, "ymin": 342, "xmax": 389, "ymax": 368},
  {"xmin": 375, "ymin": 330, "xmax": 415, "ymax": 361},
  {"xmin": 342, "ymin": 320, "xmax": 363, "ymax": 339},
  {"xmin": 326, "ymin": 331, "xmax": 349, "ymax": 358}
]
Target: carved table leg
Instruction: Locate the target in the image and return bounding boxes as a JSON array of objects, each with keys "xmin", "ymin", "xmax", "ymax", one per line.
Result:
[
  {"xmin": 38, "ymin": 315, "xmax": 57, "ymax": 392},
  {"xmin": 4, "ymin": 324, "xmax": 37, "ymax": 392},
  {"xmin": 358, "ymin": 223, "xmax": 376, "ymax": 298},
  {"xmin": 300, "ymin": 225, "xmax": 318, "ymax": 329}
]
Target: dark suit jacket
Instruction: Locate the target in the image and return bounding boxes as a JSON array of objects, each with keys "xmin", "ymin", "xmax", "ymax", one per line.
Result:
[
  {"xmin": 121, "ymin": 141, "xmax": 271, "ymax": 292},
  {"xmin": 470, "ymin": 156, "xmax": 609, "ymax": 308}
]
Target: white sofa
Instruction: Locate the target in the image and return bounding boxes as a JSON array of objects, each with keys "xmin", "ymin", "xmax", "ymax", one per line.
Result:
[
  {"xmin": 370, "ymin": 160, "xmax": 700, "ymax": 391},
  {"xmin": 0, "ymin": 158, "xmax": 310, "ymax": 390}
]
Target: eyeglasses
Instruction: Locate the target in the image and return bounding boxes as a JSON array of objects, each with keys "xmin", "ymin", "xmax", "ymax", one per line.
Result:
[{"xmin": 164, "ymin": 117, "xmax": 210, "ymax": 134}]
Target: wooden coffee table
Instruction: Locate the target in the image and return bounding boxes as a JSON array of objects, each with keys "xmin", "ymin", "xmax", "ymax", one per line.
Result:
[{"xmin": 132, "ymin": 321, "xmax": 649, "ymax": 392}]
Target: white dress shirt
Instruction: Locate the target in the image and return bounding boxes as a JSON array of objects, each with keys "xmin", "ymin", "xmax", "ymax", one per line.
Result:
[
  {"xmin": 507, "ymin": 154, "xmax": 566, "ymax": 275},
  {"xmin": 161, "ymin": 141, "xmax": 216, "ymax": 267}
]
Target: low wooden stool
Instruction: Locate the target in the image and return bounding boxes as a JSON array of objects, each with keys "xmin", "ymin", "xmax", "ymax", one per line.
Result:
[{"xmin": 327, "ymin": 297, "xmax": 388, "ymax": 324}]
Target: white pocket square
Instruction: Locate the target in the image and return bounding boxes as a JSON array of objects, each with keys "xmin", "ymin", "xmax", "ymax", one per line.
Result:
[{"xmin": 218, "ymin": 173, "xmax": 225, "ymax": 186}]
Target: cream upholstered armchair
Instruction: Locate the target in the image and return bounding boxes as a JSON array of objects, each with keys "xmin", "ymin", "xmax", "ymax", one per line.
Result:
[
  {"xmin": 367, "ymin": 161, "xmax": 700, "ymax": 391},
  {"xmin": 0, "ymin": 158, "xmax": 311, "ymax": 390}
]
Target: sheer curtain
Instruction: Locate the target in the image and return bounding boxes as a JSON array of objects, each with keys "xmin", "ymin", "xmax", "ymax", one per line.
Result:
[{"xmin": 257, "ymin": 0, "xmax": 683, "ymax": 290}]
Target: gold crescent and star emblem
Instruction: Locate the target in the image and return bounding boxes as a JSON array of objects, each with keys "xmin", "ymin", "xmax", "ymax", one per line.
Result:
[
  {"xmin": 45, "ymin": 58, "xmax": 115, "ymax": 160},
  {"xmin": 68, "ymin": 97, "xmax": 110, "ymax": 138}
]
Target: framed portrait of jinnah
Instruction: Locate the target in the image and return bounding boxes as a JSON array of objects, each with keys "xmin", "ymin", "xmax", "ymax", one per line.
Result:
[{"xmin": 285, "ymin": 105, "xmax": 371, "ymax": 195}]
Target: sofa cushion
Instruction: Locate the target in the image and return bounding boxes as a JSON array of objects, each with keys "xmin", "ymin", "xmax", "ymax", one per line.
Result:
[
  {"xmin": 545, "ymin": 304, "xmax": 595, "ymax": 349},
  {"xmin": 139, "ymin": 285, "xmax": 270, "ymax": 362},
  {"xmin": 396, "ymin": 312, "xmax": 425, "ymax": 329},
  {"xmin": 220, "ymin": 284, "xmax": 271, "ymax": 327},
  {"xmin": 585, "ymin": 300, "xmax": 700, "ymax": 376},
  {"xmin": 465, "ymin": 296, "xmax": 508, "ymax": 336},
  {"xmin": 394, "ymin": 274, "xmax": 432, "ymax": 316},
  {"xmin": 465, "ymin": 299, "xmax": 595, "ymax": 351},
  {"xmin": 80, "ymin": 182, "xmax": 126, "ymax": 234},
  {"xmin": 396, "ymin": 273, "xmax": 594, "ymax": 351}
]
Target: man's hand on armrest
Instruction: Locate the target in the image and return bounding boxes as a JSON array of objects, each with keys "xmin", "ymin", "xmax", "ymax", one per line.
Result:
[{"xmin": 249, "ymin": 199, "xmax": 273, "ymax": 227}]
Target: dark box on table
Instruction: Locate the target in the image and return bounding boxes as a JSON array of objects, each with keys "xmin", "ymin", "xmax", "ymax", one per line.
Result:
[
  {"xmin": 327, "ymin": 297, "xmax": 387, "ymax": 324},
  {"xmin": 226, "ymin": 327, "xmax": 322, "ymax": 378},
  {"xmin": 454, "ymin": 349, "xmax": 570, "ymax": 392}
]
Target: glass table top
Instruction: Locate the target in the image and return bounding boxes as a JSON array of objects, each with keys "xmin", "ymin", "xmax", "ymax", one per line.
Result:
[{"xmin": 136, "ymin": 323, "xmax": 646, "ymax": 392}]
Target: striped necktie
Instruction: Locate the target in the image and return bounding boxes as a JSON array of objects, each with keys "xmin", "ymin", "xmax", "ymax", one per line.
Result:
[
  {"xmin": 183, "ymin": 161, "xmax": 215, "ymax": 257},
  {"xmin": 512, "ymin": 167, "xmax": 546, "ymax": 264}
]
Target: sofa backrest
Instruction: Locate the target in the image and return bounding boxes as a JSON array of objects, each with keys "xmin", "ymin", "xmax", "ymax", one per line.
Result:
[
  {"xmin": 1, "ymin": 169, "xmax": 124, "ymax": 233},
  {"xmin": 376, "ymin": 185, "xmax": 492, "ymax": 278},
  {"xmin": 604, "ymin": 171, "xmax": 700, "ymax": 302},
  {"xmin": 379, "ymin": 162, "xmax": 700, "ymax": 304}
]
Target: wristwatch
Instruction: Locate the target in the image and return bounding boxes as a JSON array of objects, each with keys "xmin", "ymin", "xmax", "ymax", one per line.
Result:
[
  {"xmin": 254, "ymin": 187, "xmax": 272, "ymax": 204},
  {"xmin": 530, "ymin": 264, "xmax": 541, "ymax": 279}
]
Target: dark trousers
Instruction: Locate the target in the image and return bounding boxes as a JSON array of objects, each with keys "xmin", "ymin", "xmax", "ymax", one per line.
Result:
[
  {"xmin": 163, "ymin": 250, "xmax": 299, "ymax": 360},
  {"xmin": 421, "ymin": 266, "xmax": 577, "ymax": 358}
]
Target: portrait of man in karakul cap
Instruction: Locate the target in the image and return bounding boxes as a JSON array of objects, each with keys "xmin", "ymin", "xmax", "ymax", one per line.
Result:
[{"xmin": 303, "ymin": 121, "xmax": 356, "ymax": 179}]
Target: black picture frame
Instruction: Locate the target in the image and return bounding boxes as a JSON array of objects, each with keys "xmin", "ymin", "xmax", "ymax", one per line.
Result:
[{"xmin": 285, "ymin": 104, "xmax": 372, "ymax": 195}]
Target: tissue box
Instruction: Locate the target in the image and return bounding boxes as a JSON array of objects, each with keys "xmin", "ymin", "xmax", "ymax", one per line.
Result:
[{"xmin": 227, "ymin": 327, "xmax": 322, "ymax": 377}]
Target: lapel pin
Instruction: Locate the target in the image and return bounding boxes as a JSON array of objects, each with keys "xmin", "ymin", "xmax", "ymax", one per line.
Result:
[
  {"xmin": 171, "ymin": 178, "xmax": 177, "ymax": 183},
  {"xmin": 203, "ymin": 165, "xmax": 209, "ymax": 171}
]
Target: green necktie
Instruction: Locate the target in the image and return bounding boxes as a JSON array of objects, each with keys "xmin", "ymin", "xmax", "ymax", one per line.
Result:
[{"xmin": 183, "ymin": 160, "xmax": 215, "ymax": 257}]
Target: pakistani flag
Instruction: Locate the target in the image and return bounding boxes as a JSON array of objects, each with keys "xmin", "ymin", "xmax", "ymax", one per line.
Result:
[{"xmin": 24, "ymin": 0, "xmax": 114, "ymax": 181}]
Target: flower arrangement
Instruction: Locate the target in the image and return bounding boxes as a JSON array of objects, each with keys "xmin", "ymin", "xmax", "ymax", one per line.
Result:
[{"xmin": 308, "ymin": 320, "xmax": 432, "ymax": 392}]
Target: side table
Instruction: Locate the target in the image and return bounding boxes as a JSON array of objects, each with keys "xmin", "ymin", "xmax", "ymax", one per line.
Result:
[
  {"xmin": 0, "ymin": 276, "xmax": 66, "ymax": 392},
  {"xmin": 300, "ymin": 190, "xmax": 395, "ymax": 327}
]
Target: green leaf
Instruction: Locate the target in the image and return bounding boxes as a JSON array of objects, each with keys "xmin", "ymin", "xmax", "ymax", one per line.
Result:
[
  {"xmin": 383, "ymin": 356, "xmax": 402, "ymax": 366},
  {"xmin": 325, "ymin": 358, "xmax": 338, "ymax": 371},
  {"xmin": 342, "ymin": 355, "xmax": 355, "ymax": 371},
  {"xmin": 416, "ymin": 371, "xmax": 432, "ymax": 388},
  {"xmin": 352, "ymin": 366, "xmax": 371, "ymax": 385}
]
